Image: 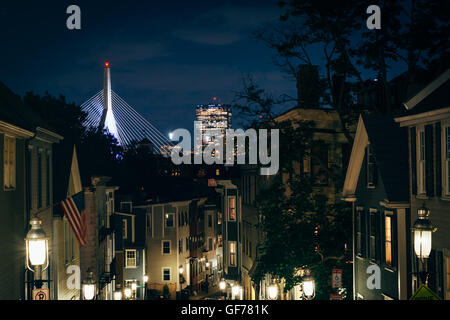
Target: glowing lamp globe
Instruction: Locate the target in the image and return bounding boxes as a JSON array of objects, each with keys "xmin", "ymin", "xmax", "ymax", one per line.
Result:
[
  {"xmin": 25, "ymin": 217, "xmax": 49, "ymax": 268},
  {"xmin": 219, "ymin": 280, "xmax": 226, "ymax": 290},
  {"xmin": 232, "ymin": 285, "xmax": 240, "ymax": 296},
  {"xmin": 83, "ymin": 283, "xmax": 96, "ymax": 300},
  {"xmin": 114, "ymin": 291, "xmax": 122, "ymax": 300},
  {"xmin": 267, "ymin": 284, "xmax": 278, "ymax": 300},
  {"xmin": 124, "ymin": 287, "xmax": 132, "ymax": 299},
  {"xmin": 302, "ymin": 270, "xmax": 315, "ymax": 300},
  {"xmin": 413, "ymin": 206, "xmax": 433, "ymax": 259}
]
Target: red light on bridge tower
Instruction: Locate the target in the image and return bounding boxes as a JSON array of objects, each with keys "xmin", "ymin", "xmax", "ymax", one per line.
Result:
[
  {"xmin": 104, "ymin": 61, "xmax": 110, "ymax": 68},
  {"xmin": 212, "ymin": 96, "xmax": 217, "ymax": 102}
]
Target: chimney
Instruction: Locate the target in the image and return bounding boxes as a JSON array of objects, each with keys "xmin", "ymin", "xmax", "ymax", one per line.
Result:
[{"xmin": 296, "ymin": 65, "xmax": 320, "ymax": 108}]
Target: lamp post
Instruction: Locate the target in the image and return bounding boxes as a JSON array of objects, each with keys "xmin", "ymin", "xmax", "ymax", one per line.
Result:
[
  {"xmin": 178, "ymin": 265, "xmax": 184, "ymax": 300},
  {"xmin": 113, "ymin": 284, "xmax": 123, "ymax": 300},
  {"xmin": 82, "ymin": 269, "xmax": 96, "ymax": 300},
  {"xmin": 301, "ymin": 269, "xmax": 315, "ymax": 300},
  {"xmin": 25, "ymin": 217, "xmax": 49, "ymax": 291},
  {"xmin": 412, "ymin": 205, "xmax": 433, "ymax": 285},
  {"xmin": 124, "ymin": 287, "xmax": 132, "ymax": 300}
]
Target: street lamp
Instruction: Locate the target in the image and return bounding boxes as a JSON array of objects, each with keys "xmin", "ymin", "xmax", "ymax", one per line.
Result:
[
  {"xmin": 113, "ymin": 289, "xmax": 122, "ymax": 301},
  {"xmin": 413, "ymin": 205, "xmax": 433, "ymax": 260},
  {"xmin": 302, "ymin": 269, "xmax": 315, "ymax": 300},
  {"xmin": 82, "ymin": 269, "xmax": 96, "ymax": 300},
  {"xmin": 124, "ymin": 287, "xmax": 132, "ymax": 300},
  {"xmin": 25, "ymin": 217, "xmax": 49, "ymax": 289},
  {"xmin": 232, "ymin": 284, "xmax": 241, "ymax": 300},
  {"xmin": 143, "ymin": 275, "xmax": 148, "ymax": 283},
  {"xmin": 267, "ymin": 282, "xmax": 278, "ymax": 300},
  {"xmin": 219, "ymin": 279, "xmax": 226, "ymax": 291},
  {"xmin": 412, "ymin": 205, "xmax": 434, "ymax": 285}
]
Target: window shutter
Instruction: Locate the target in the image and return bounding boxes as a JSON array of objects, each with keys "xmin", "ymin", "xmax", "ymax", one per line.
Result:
[
  {"xmin": 425, "ymin": 125, "xmax": 434, "ymax": 197},
  {"xmin": 435, "ymin": 122, "xmax": 442, "ymax": 196},
  {"xmin": 410, "ymin": 127, "xmax": 417, "ymax": 195}
]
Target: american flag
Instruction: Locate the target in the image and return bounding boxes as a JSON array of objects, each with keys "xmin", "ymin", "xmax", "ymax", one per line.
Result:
[{"xmin": 60, "ymin": 191, "xmax": 87, "ymax": 246}]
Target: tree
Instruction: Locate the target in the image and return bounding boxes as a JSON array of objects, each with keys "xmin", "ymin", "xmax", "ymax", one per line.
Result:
[
  {"xmin": 23, "ymin": 91, "xmax": 123, "ymax": 185},
  {"xmin": 249, "ymin": 118, "xmax": 352, "ymax": 299}
]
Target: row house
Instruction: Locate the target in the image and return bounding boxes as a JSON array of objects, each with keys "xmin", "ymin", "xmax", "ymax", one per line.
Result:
[
  {"xmin": 395, "ymin": 69, "xmax": 450, "ymax": 299},
  {"xmin": 136, "ymin": 197, "xmax": 208, "ymax": 299},
  {"xmin": 343, "ymin": 68, "xmax": 450, "ymax": 300},
  {"xmin": 0, "ymin": 81, "xmax": 63, "ymax": 299},
  {"xmin": 114, "ymin": 200, "xmax": 146, "ymax": 300}
]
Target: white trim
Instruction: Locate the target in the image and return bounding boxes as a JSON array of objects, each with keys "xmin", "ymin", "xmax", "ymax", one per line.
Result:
[
  {"xmin": 403, "ymin": 69, "xmax": 450, "ymax": 110},
  {"xmin": 162, "ymin": 267, "xmax": 171, "ymax": 282},
  {"xmin": 343, "ymin": 115, "xmax": 369, "ymax": 198},
  {"xmin": 0, "ymin": 120, "xmax": 34, "ymax": 138},
  {"xmin": 161, "ymin": 240, "xmax": 171, "ymax": 255}
]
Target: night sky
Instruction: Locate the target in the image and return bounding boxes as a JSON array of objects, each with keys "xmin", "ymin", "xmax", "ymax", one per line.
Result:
[{"xmin": 0, "ymin": 0, "xmax": 299, "ymax": 135}]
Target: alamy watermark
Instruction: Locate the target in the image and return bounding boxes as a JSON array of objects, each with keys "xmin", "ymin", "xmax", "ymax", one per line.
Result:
[{"xmin": 170, "ymin": 122, "xmax": 279, "ymax": 175}]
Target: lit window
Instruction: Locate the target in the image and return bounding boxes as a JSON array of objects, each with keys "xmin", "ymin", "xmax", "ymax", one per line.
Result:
[
  {"xmin": 228, "ymin": 197, "xmax": 236, "ymax": 221},
  {"xmin": 3, "ymin": 136, "xmax": 16, "ymax": 189},
  {"xmin": 385, "ymin": 214, "xmax": 393, "ymax": 266},
  {"xmin": 162, "ymin": 240, "xmax": 171, "ymax": 254},
  {"xmin": 163, "ymin": 268, "xmax": 171, "ymax": 281},
  {"xmin": 125, "ymin": 249, "xmax": 137, "ymax": 268},
  {"xmin": 229, "ymin": 241, "xmax": 236, "ymax": 266}
]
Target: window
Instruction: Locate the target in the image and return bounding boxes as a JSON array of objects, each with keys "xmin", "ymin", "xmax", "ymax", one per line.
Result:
[
  {"xmin": 124, "ymin": 280, "xmax": 137, "ymax": 299},
  {"xmin": 120, "ymin": 202, "xmax": 132, "ymax": 213},
  {"xmin": 311, "ymin": 144, "xmax": 329, "ymax": 186},
  {"xmin": 208, "ymin": 237, "xmax": 213, "ymax": 251},
  {"xmin": 418, "ymin": 129, "xmax": 426, "ymax": 194},
  {"xmin": 123, "ymin": 219, "xmax": 128, "ymax": 239},
  {"xmin": 179, "ymin": 238, "xmax": 183, "ymax": 254},
  {"xmin": 165, "ymin": 213, "xmax": 174, "ymax": 227},
  {"xmin": 366, "ymin": 144, "xmax": 377, "ymax": 187},
  {"xmin": 228, "ymin": 197, "xmax": 236, "ymax": 221},
  {"xmin": 229, "ymin": 241, "xmax": 236, "ymax": 266},
  {"xmin": 208, "ymin": 214, "xmax": 213, "ymax": 228},
  {"xmin": 385, "ymin": 214, "xmax": 393, "ymax": 266},
  {"xmin": 249, "ymin": 241, "xmax": 252, "ymax": 258},
  {"xmin": 162, "ymin": 240, "xmax": 171, "ymax": 254},
  {"xmin": 125, "ymin": 249, "xmax": 137, "ymax": 268},
  {"xmin": 38, "ymin": 151, "xmax": 42, "ymax": 208},
  {"xmin": 446, "ymin": 257, "xmax": 450, "ymax": 300},
  {"xmin": 369, "ymin": 211, "xmax": 378, "ymax": 261},
  {"xmin": 163, "ymin": 268, "xmax": 171, "ymax": 281},
  {"xmin": 3, "ymin": 136, "xmax": 16, "ymax": 189},
  {"xmin": 356, "ymin": 209, "xmax": 366, "ymax": 257},
  {"xmin": 46, "ymin": 152, "xmax": 50, "ymax": 206},
  {"xmin": 445, "ymin": 125, "xmax": 450, "ymax": 195},
  {"xmin": 64, "ymin": 220, "xmax": 70, "ymax": 263}
]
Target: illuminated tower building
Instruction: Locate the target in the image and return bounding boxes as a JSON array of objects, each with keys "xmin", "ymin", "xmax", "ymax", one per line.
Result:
[{"xmin": 195, "ymin": 97, "xmax": 232, "ymax": 148}]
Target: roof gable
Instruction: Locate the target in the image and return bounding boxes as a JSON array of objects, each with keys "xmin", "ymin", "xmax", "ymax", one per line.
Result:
[{"xmin": 343, "ymin": 114, "xmax": 409, "ymax": 202}]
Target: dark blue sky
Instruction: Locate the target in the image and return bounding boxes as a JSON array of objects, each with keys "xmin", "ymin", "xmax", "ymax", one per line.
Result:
[
  {"xmin": 0, "ymin": 1, "xmax": 408, "ymax": 136},
  {"xmin": 0, "ymin": 0, "xmax": 298, "ymax": 136}
]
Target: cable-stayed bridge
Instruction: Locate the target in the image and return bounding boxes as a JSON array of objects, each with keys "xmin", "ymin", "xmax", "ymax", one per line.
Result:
[{"xmin": 81, "ymin": 62, "xmax": 172, "ymax": 154}]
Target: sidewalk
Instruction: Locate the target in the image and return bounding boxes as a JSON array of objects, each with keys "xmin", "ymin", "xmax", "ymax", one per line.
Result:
[{"xmin": 189, "ymin": 285, "xmax": 222, "ymax": 300}]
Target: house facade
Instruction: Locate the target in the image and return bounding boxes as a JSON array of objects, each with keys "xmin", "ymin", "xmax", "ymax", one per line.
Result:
[
  {"xmin": 342, "ymin": 114, "xmax": 411, "ymax": 300},
  {"xmin": 395, "ymin": 69, "xmax": 450, "ymax": 299}
]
